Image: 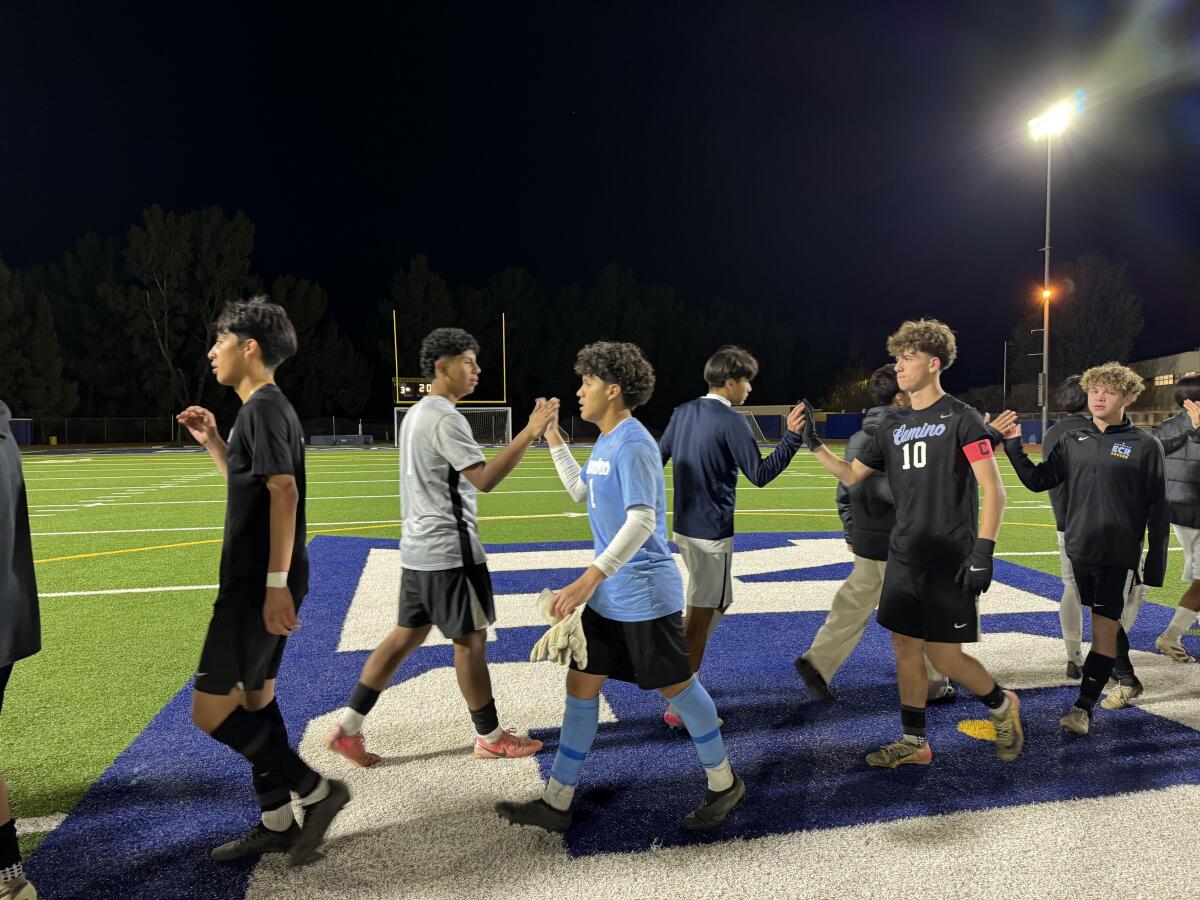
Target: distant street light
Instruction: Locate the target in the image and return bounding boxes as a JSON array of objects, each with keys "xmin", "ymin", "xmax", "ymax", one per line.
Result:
[{"xmin": 1028, "ymin": 88, "xmax": 1086, "ymax": 436}]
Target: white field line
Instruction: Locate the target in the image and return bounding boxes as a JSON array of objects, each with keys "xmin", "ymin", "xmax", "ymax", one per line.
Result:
[
  {"xmin": 16, "ymin": 814, "xmax": 67, "ymax": 836},
  {"xmin": 40, "ymin": 584, "xmax": 219, "ymax": 598}
]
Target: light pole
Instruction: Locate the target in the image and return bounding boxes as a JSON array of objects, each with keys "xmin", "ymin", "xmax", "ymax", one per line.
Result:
[
  {"xmin": 1028, "ymin": 89, "xmax": 1085, "ymax": 436},
  {"xmin": 1002, "ymin": 340, "xmax": 1012, "ymax": 406}
]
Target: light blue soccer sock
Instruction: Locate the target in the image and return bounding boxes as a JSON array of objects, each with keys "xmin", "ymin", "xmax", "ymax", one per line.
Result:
[
  {"xmin": 670, "ymin": 678, "xmax": 735, "ymax": 791},
  {"xmin": 543, "ymin": 694, "xmax": 601, "ymax": 811}
]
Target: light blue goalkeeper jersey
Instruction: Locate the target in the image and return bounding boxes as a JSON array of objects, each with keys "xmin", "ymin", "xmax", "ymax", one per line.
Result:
[{"xmin": 583, "ymin": 417, "xmax": 683, "ymax": 622}]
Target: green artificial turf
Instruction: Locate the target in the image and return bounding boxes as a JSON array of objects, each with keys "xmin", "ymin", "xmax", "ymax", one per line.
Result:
[{"xmin": 1, "ymin": 443, "xmax": 1189, "ymax": 838}]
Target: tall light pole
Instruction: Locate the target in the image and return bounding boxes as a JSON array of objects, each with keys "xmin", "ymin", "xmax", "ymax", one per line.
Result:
[{"xmin": 1028, "ymin": 89, "xmax": 1085, "ymax": 436}]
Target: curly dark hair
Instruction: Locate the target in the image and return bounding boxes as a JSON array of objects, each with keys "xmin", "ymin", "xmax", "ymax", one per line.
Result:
[
  {"xmin": 703, "ymin": 345, "xmax": 759, "ymax": 387},
  {"xmin": 420, "ymin": 327, "xmax": 480, "ymax": 378},
  {"xmin": 211, "ymin": 296, "xmax": 298, "ymax": 370},
  {"xmin": 574, "ymin": 341, "xmax": 656, "ymax": 409},
  {"xmin": 1053, "ymin": 375, "xmax": 1087, "ymax": 413},
  {"xmin": 885, "ymin": 319, "xmax": 957, "ymax": 371}
]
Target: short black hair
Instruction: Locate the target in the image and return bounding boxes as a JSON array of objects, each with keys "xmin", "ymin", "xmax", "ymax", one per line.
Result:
[
  {"xmin": 1176, "ymin": 374, "xmax": 1200, "ymax": 407},
  {"xmin": 212, "ymin": 296, "xmax": 298, "ymax": 370},
  {"xmin": 868, "ymin": 364, "xmax": 901, "ymax": 407},
  {"xmin": 574, "ymin": 341, "xmax": 655, "ymax": 409},
  {"xmin": 420, "ymin": 327, "xmax": 479, "ymax": 378},
  {"xmin": 1053, "ymin": 375, "xmax": 1087, "ymax": 413},
  {"xmin": 703, "ymin": 345, "xmax": 759, "ymax": 387}
]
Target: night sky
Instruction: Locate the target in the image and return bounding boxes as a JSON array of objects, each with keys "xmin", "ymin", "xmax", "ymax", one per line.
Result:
[{"xmin": 2, "ymin": 1, "xmax": 1198, "ymax": 397}]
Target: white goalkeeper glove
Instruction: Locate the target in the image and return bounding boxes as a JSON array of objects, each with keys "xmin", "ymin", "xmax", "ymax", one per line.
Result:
[{"xmin": 529, "ymin": 589, "xmax": 588, "ymax": 669}]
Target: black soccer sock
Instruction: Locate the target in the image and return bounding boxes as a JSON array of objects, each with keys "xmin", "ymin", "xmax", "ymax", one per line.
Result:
[
  {"xmin": 470, "ymin": 698, "xmax": 500, "ymax": 738},
  {"xmin": 1076, "ymin": 650, "xmax": 1116, "ymax": 712},
  {"xmin": 250, "ymin": 699, "xmax": 293, "ymax": 818},
  {"xmin": 0, "ymin": 818, "xmax": 23, "ymax": 885},
  {"xmin": 211, "ymin": 707, "xmax": 321, "ymax": 797},
  {"xmin": 1112, "ymin": 627, "xmax": 1135, "ymax": 681},
  {"xmin": 976, "ymin": 682, "xmax": 1006, "ymax": 711},
  {"xmin": 348, "ymin": 681, "xmax": 382, "ymax": 716},
  {"xmin": 900, "ymin": 705, "xmax": 926, "ymax": 741}
]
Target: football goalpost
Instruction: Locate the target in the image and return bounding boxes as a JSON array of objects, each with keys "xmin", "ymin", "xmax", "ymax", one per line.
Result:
[{"xmin": 393, "ymin": 406, "xmax": 513, "ymax": 447}]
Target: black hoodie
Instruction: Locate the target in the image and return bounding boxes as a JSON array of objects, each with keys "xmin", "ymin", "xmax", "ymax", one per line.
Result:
[
  {"xmin": 0, "ymin": 400, "xmax": 41, "ymax": 668},
  {"xmin": 836, "ymin": 405, "xmax": 895, "ymax": 561},
  {"xmin": 1004, "ymin": 416, "xmax": 1170, "ymax": 586},
  {"xmin": 1153, "ymin": 411, "xmax": 1200, "ymax": 529}
]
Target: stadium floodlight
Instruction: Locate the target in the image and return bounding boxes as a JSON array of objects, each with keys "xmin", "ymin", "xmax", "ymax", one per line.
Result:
[{"xmin": 1028, "ymin": 88, "xmax": 1086, "ymax": 435}]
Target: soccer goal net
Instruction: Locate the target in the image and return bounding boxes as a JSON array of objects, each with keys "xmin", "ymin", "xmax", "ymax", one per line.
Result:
[
  {"xmin": 394, "ymin": 406, "xmax": 513, "ymax": 447},
  {"xmin": 736, "ymin": 406, "xmax": 789, "ymax": 443}
]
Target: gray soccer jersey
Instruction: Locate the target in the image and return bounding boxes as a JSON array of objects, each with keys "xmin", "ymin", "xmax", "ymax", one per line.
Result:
[{"xmin": 399, "ymin": 396, "xmax": 488, "ymax": 570}]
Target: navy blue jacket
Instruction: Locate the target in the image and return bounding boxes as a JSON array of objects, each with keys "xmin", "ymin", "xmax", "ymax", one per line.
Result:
[
  {"xmin": 660, "ymin": 397, "xmax": 801, "ymax": 540},
  {"xmin": 0, "ymin": 400, "xmax": 40, "ymax": 668},
  {"xmin": 1042, "ymin": 411, "xmax": 1091, "ymax": 532}
]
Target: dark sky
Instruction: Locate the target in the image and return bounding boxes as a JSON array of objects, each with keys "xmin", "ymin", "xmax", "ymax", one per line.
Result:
[{"xmin": 2, "ymin": 1, "xmax": 1198, "ymax": 395}]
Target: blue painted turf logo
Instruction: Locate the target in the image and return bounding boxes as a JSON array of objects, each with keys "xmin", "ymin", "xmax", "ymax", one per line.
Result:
[{"xmin": 26, "ymin": 532, "xmax": 1200, "ymax": 899}]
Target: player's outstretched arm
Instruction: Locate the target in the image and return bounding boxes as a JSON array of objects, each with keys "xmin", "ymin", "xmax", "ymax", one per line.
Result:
[
  {"xmin": 545, "ymin": 406, "xmax": 587, "ymax": 502},
  {"xmin": 796, "ymin": 401, "xmax": 871, "ymax": 486},
  {"xmin": 992, "ymin": 409, "xmax": 1063, "ymax": 493},
  {"xmin": 462, "ymin": 397, "xmax": 560, "ymax": 493},
  {"xmin": 176, "ymin": 406, "xmax": 228, "ymax": 479},
  {"xmin": 1184, "ymin": 399, "xmax": 1200, "ymax": 441},
  {"xmin": 730, "ymin": 404, "xmax": 803, "ymax": 487}
]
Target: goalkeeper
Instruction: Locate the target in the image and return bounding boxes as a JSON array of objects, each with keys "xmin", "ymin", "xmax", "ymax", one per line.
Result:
[{"xmin": 497, "ymin": 341, "xmax": 744, "ymax": 834}]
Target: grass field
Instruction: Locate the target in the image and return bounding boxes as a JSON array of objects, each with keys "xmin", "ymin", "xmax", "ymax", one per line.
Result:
[{"xmin": 4, "ymin": 442, "xmax": 1192, "ymax": 865}]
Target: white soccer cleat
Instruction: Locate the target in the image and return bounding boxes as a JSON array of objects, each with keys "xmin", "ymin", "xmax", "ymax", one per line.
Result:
[{"xmin": 1155, "ymin": 634, "xmax": 1195, "ymax": 664}]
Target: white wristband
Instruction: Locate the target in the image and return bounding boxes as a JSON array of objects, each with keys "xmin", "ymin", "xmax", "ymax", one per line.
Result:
[{"xmin": 266, "ymin": 572, "xmax": 288, "ymax": 589}]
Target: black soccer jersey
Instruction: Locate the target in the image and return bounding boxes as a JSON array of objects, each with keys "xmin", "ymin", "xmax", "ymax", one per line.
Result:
[
  {"xmin": 856, "ymin": 393, "xmax": 995, "ymax": 565},
  {"xmin": 218, "ymin": 384, "xmax": 308, "ymax": 605}
]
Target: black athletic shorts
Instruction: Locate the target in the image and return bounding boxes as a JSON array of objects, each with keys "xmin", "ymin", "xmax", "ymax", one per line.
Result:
[
  {"xmin": 398, "ymin": 564, "xmax": 496, "ymax": 639},
  {"xmin": 878, "ymin": 558, "xmax": 980, "ymax": 643},
  {"xmin": 1069, "ymin": 559, "xmax": 1136, "ymax": 622},
  {"xmin": 569, "ymin": 605, "xmax": 693, "ymax": 690},
  {"xmin": 0, "ymin": 663, "xmax": 11, "ymax": 715},
  {"xmin": 194, "ymin": 595, "xmax": 303, "ymax": 695}
]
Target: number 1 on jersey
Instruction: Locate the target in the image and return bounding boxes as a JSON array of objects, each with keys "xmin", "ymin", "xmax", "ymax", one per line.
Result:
[{"xmin": 901, "ymin": 440, "xmax": 927, "ymax": 470}]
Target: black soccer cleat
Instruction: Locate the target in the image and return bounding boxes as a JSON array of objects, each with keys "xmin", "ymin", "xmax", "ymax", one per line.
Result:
[
  {"xmin": 794, "ymin": 656, "xmax": 835, "ymax": 701},
  {"xmin": 1066, "ymin": 661, "xmax": 1083, "ymax": 680},
  {"xmin": 495, "ymin": 797, "xmax": 572, "ymax": 833},
  {"xmin": 288, "ymin": 779, "xmax": 350, "ymax": 867},
  {"xmin": 211, "ymin": 822, "xmax": 299, "ymax": 862},
  {"xmin": 682, "ymin": 774, "xmax": 746, "ymax": 832}
]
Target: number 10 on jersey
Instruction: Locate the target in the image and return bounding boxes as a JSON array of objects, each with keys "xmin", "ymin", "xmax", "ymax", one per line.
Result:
[{"xmin": 901, "ymin": 441, "xmax": 927, "ymax": 469}]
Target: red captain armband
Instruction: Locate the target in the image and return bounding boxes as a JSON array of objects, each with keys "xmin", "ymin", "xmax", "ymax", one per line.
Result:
[{"xmin": 962, "ymin": 439, "xmax": 995, "ymax": 464}]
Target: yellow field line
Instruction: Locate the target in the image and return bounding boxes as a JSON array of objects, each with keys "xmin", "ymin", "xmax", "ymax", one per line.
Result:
[{"xmin": 35, "ymin": 537, "xmax": 224, "ymax": 564}]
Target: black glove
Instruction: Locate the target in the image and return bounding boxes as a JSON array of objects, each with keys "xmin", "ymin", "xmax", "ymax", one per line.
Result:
[
  {"xmin": 798, "ymin": 398, "xmax": 822, "ymax": 451},
  {"xmin": 955, "ymin": 538, "xmax": 995, "ymax": 598}
]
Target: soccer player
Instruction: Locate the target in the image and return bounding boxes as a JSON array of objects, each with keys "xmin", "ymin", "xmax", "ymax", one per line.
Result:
[
  {"xmin": 993, "ymin": 362, "xmax": 1170, "ymax": 734},
  {"xmin": 795, "ymin": 364, "xmax": 953, "ymax": 704},
  {"xmin": 1041, "ymin": 376, "xmax": 1092, "ymax": 678},
  {"xmin": 1151, "ymin": 378, "xmax": 1200, "ymax": 660},
  {"xmin": 797, "ymin": 319, "xmax": 1023, "ymax": 767},
  {"xmin": 325, "ymin": 328, "xmax": 557, "ymax": 766},
  {"xmin": 178, "ymin": 298, "xmax": 347, "ymax": 866},
  {"xmin": 0, "ymin": 399, "xmax": 39, "ymax": 900},
  {"xmin": 496, "ymin": 341, "xmax": 745, "ymax": 832},
  {"xmin": 657, "ymin": 345, "xmax": 804, "ymax": 727}
]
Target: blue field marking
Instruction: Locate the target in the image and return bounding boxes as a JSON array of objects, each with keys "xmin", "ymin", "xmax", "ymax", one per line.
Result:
[{"xmin": 25, "ymin": 533, "xmax": 1188, "ymax": 898}]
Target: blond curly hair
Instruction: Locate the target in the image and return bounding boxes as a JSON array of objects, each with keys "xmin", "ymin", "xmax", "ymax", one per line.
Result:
[
  {"xmin": 1080, "ymin": 362, "xmax": 1144, "ymax": 397},
  {"xmin": 885, "ymin": 319, "xmax": 957, "ymax": 371}
]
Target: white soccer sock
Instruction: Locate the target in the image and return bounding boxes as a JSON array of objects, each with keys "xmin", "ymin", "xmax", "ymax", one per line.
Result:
[
  {"xmin": 480, "ymin": 725, "xmax": 505, "ymax": 744},
  {"xmin": 261, "ymin": 804, "xmax": 295, "ymax": 832},
  {"xmin": 1065, "ymin": 640, "xmax": 1083, "ymax": 665},
  {"xmin": 704, "ymin": 757, "xmax": 735, "ymax": 793},
  {"xmin": 339, "ymin": 708, "xmax": 366, "ymax": 736},
  {"xmin": 1163, "ymin": 607, "xmax": 1198, "ymax": 643},
  {"xmin": 298, "ymin": 778, "xmax": 330, "ymax": 807},
  {"xmin": 542, "ymin": 777, "xmax": 575, "ymax": 812}
]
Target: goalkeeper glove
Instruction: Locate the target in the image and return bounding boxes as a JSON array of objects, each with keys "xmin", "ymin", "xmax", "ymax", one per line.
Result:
[
  {"xmin": 799, "ymin": 398, "xmax": 822, "ymax": 452},
  {"xmin": 955, "ymin": 538, "xmax": 995, "ymax": 599},
  {"xmin": 530, "ymin": 589, "xmax": 588, "ymax": 668}
]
